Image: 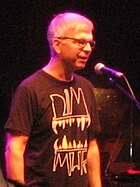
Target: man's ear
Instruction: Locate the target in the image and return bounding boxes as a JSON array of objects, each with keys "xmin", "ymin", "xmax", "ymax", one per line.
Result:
[{"xmin": 52, "ymin": 39, "xmax": 61, "ymax": 54}]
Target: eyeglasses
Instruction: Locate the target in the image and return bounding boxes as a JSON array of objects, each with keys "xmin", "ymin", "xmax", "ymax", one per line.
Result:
[{"xmin": 55, "ymin": 37, "xmax": 96, "ymax": 49}]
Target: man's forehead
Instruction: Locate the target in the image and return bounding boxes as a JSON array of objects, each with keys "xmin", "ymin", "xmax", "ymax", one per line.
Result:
[
  {"xmin": 65, "ymin": 23, "xmax": 93, "ymax": 32},
  {"xmin": 65, "ymin": 27, "xmax": 93, "ymax": 37}
]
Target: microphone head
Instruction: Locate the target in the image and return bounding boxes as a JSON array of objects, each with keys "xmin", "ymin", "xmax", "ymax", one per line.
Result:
[
  {"xmin": 94, "ymin": 62, "xmax": 124, "ymax": 78},
  {"xmin": 94, "ymin": 62, "xmax": 105, "ymax": 75}
]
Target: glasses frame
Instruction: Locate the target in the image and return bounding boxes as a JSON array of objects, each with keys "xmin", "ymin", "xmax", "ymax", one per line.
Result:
[{"xmin": 55, "ymin": 37, "xmax": 96, "ymax": 49}]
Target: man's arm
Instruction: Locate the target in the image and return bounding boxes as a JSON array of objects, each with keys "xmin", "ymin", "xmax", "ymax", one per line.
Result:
[
  {"xmin": 5, "ymin": 133, "xmax": 29, "ymax": 185},
  {"xmin": 87, "ymin": 139, "xmax": 102, "ymax": 187}
]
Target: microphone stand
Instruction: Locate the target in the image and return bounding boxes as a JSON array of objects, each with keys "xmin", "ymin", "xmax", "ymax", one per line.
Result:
[
  {"xmin": 108, "ymin": 75, "xmax": 140, "ymax": 165},
  {"xmin": 109, "ymin": 77, "xmax": 140, "ymax": 110}
]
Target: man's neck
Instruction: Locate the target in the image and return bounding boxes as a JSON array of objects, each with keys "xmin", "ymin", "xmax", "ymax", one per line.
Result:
[{"xmin": 42, "ymin": 58, "xmax": 74, "ymax": 82}]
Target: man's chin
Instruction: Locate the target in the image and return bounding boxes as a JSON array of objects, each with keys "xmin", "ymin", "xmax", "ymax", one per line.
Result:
[
  {"xmin": 75, "ymin": 64, "xmax": 86, "ymax": 71},
  {"xmin": 79, "ymin": 61, "xmax": 87, "ymax": 68},
  {"xmin": 74, "ymin": 58, "xmax": 88, "ymax": 71}
]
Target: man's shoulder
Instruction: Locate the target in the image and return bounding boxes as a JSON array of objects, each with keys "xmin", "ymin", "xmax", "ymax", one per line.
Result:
[
  {"xmin": 15, "ymin": 69, "xmax": 46, "ymax": 93},
  {"xmin": 19, "ymin": 69, "xmax": 49, "ymax": 88}
]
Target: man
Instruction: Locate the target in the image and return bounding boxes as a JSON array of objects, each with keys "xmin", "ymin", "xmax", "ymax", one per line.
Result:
[
  {"xmin": 4, "ymin": 12, "xmax": 102, "ymax": 186},
  {"xmin": 0, "ymin": 166, "xmax": 15, "ymax": 187}
]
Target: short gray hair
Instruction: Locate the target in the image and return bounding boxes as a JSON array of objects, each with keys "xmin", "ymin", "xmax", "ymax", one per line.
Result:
[{"xmin": 47, "ymin": 12, "xmax": 94, "ymax": 55}]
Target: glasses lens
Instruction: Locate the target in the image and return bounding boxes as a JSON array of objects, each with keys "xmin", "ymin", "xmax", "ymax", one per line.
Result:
[{"xmin": 90, "ymin": 41, "xmax": 96, "ymax": 48}]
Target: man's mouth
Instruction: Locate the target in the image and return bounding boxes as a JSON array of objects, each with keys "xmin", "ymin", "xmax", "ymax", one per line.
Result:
[
  {"xmin": 78, "ymin": 56, "xmax": 89, "ymax": 60},
  {"xmin": 78, "ymin": 55, "xmax": 90, "ymax": 62}
]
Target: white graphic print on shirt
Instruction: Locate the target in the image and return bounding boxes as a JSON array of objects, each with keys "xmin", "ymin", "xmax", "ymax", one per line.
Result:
[{"xmin": 50, "ymin": 87, "xmax": 91, "ymax": 176}]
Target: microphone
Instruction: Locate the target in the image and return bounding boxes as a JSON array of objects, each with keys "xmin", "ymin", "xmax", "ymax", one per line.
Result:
[{"xmin": 94, "ymin": 62, "xmax": 124, "ymax": 78}]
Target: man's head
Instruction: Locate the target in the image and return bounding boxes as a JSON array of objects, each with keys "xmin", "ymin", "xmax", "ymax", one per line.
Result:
[
  {"xmin": 46, "ymin": 12, "xmax": 95, "ymax": 71},
  {"xmin": 47, "ymin": 12, "xmax": 94, "ymax": 54}
]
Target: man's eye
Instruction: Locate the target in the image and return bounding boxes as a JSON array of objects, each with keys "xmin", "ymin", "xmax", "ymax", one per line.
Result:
[{"xmin": 78, "ymin": 40, "xmax": 85, "ymax": 45}]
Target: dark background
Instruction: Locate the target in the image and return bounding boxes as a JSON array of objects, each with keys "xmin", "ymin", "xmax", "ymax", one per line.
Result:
[{"xmin": 0, "ymin": 0, "xmax": 140, "ymax": 177}]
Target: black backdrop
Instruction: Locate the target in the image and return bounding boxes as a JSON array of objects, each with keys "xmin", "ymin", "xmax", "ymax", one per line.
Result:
[
  {"xmin": 1, "ymin": 1, "xmax": 140, "ymax": 87},
  {"xmin": 0, "ymin": 0, "xmax": 140, "ymax": 174}
]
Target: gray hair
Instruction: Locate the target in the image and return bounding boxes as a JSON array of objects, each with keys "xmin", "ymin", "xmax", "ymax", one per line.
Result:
[{"xmin": 47, "ymin": 12, "xmax": 94, "ymax": 55}]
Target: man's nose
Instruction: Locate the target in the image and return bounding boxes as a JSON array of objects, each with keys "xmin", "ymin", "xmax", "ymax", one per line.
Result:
[{"xmin": 83, "ymin": 42, "xmax": 92, "ymax": 51}]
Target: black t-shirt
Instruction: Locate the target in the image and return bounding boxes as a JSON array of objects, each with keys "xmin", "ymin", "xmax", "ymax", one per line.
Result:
[{"xmin": 5, "ymin": 70, "xmax": 101, "ymax": 187}]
